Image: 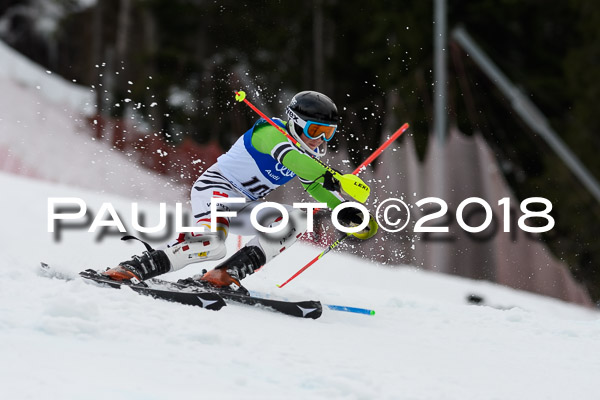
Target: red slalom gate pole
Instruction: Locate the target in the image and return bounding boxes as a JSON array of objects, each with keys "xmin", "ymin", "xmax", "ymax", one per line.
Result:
[{"xmin": 277, "ymin": 123, "xmax": 410, "ymax": 288}]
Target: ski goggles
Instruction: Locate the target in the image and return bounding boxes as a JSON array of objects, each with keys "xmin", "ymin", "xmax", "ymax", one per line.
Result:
[{"xmin": 286, "ymin": 107, "xmax": 337, "ymax": 142}]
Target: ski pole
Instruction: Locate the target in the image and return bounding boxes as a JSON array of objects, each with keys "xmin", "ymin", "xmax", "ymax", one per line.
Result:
[
  {"xmin": 277, "ymin": 124, "xmax": 410, "ymax": 288},
  {"xmin": 325, "ymin": 304, "xmax": 376, "ymax": 315},
  {"xmin": 276, "ymin": 233, "xmax": 351, "ymax": 288}
]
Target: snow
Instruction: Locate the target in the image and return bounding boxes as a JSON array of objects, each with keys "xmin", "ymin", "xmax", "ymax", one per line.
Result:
[{"xmin": 2, "ymin": 171, "xmax": 600, "ymax": 400}]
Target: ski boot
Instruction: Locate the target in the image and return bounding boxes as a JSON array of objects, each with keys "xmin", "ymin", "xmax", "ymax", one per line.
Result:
[
  {"xmin": 102, "ymin": 236, "xmax": 172, "ymax": 283},
  {"xmin": 179, "ymin": 245, "xmax": 266, "ymax": 294}
]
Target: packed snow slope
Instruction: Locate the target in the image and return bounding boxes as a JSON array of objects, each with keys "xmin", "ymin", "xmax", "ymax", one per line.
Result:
[{"xmin": 2, "ymin": 171, "xmax": 600, "ymax": 400}]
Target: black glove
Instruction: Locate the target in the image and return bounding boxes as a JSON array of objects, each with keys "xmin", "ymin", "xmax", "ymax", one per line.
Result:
[
  {"xmin": 321, "ymin": 170, "xmax": 341, "ymax": 192},
  {"xmin": 336, "ymin": 205, "xmax": 379, "ymax": 239},
  {"xmin": 337, "ymin": 206, "xmax": 366, "ymax": 228}
]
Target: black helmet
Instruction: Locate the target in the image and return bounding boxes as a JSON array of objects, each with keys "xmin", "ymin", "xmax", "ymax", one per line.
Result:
[{"xmin": 285, "ymin": 91, "xmax": 338, "ymax": 156}]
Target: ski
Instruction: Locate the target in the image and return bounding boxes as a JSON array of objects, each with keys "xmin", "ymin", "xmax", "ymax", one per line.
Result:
[
  {"xmin": 80, "ymin": 270, "xmax": 321, "ymax": 318},
  {"xmin": 131, "ymin": 285, "xmax": 226, "ymax": 310},
  {"xmin": 40, "ymin": 263, "xmax": 321, "ymax": 318},
  {"xmin": 78, "ymin": 269, "xmax": 226, "ymax": 310},
  {"xmin": 207, "ymin": 288, "xmax": 322, "ymax": 319},
  {"xmin": 174, "ymin": 277, "xmax": 322, "ymax": 319},
  {"xmin": 40, "ymin": 263, "xmax": 225, "ymax": 310}
]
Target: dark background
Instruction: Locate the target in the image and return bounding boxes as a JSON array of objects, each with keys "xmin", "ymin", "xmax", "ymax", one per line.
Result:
[{"xmin": 1, "ymin": 0, "xmax": 599, "ymax": 300}]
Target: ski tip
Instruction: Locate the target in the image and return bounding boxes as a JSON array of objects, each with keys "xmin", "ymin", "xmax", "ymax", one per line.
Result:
[{"xmin": 370, "ymin": 310, "xmax": 376, "ymax": 316}]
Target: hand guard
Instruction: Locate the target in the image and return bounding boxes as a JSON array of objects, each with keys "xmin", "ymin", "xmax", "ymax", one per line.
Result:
[{"xmin": 336, "ymin": 207, "xmax": 378, "ymax": 240}]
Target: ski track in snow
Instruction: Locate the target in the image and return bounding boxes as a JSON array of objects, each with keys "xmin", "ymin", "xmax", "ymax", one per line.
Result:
[{"xmin": 2, "ymin": 171, "xmax": 600, "ymax": 400}]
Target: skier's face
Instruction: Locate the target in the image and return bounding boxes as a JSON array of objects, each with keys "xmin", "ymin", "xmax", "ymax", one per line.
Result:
[{"xmin": 301, "ymin": 133, "xmax": 323, "ymax": 150}]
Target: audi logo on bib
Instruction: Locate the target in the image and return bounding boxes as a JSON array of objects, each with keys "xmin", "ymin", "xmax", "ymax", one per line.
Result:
[{"xmin": 275, "ymin": 162, "xmax": 294, "ymax": 177}]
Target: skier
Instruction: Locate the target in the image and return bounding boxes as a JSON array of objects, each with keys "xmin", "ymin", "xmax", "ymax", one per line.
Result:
[{"xmin": 101, "ymin": 91, "xmax": 378, "ymax": 290}]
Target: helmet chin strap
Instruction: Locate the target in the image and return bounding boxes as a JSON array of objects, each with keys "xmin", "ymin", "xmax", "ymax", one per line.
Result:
[{"xmin": 288, "ymin": 123, "xmax": 327, "ymax": 157}]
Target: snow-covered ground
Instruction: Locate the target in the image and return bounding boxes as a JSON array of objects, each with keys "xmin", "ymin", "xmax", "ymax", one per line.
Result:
[{"xmin": 2, "ymin": 171, "xmax": 600, "ymax": 400}]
